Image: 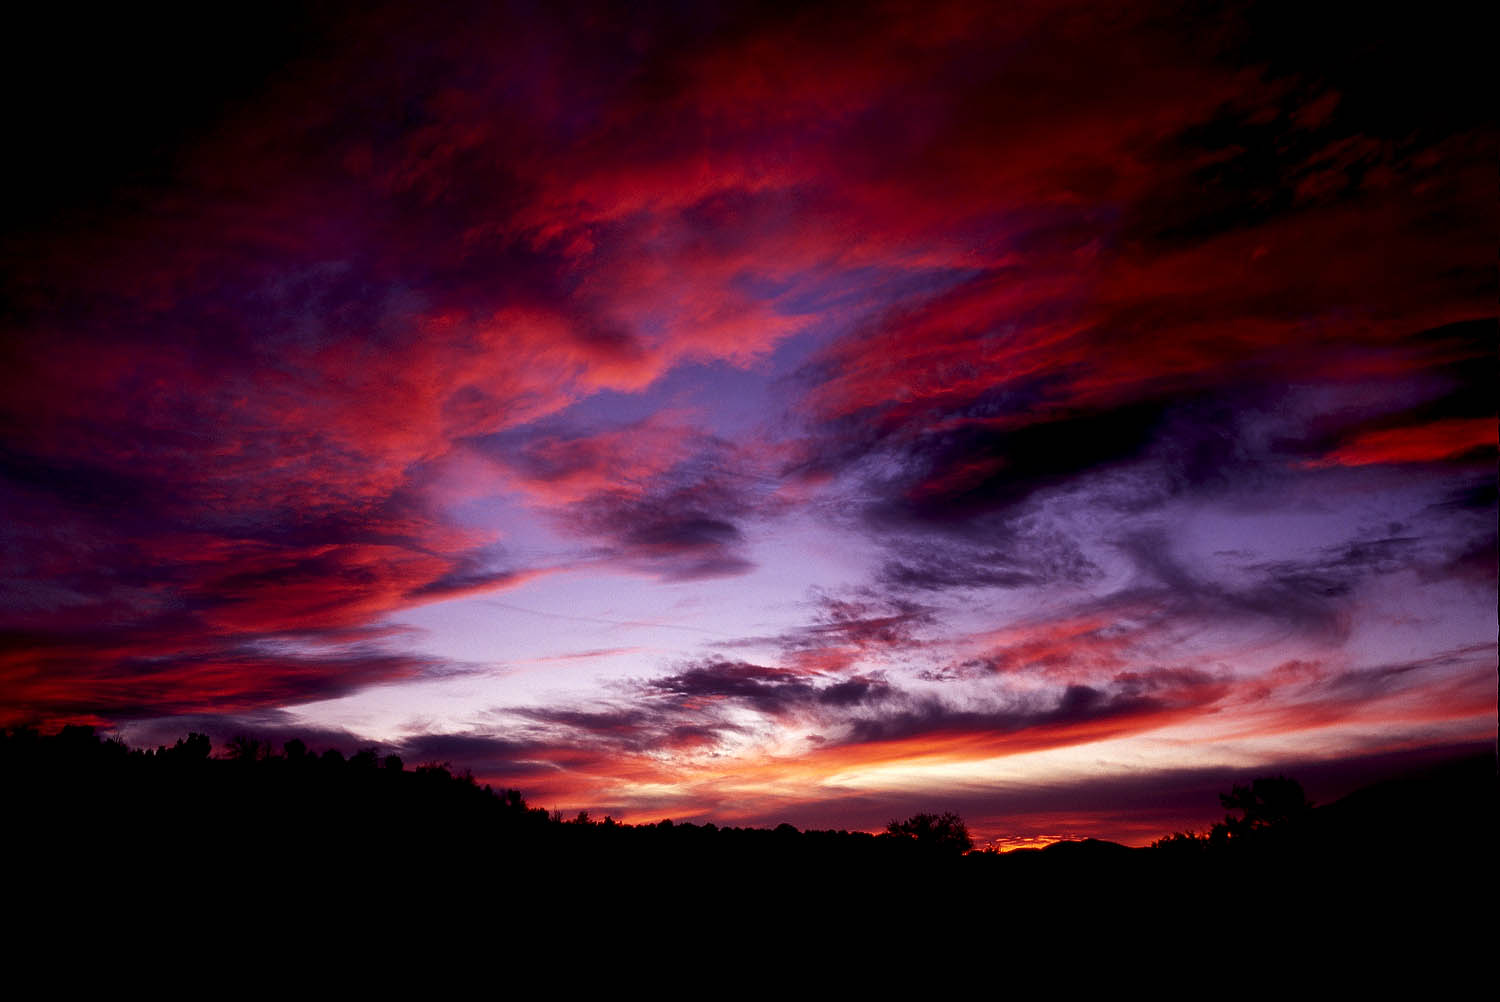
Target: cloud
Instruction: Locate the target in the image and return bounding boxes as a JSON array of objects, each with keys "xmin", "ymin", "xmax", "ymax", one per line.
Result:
[
  {"xmin": 646, "ymin": 659, "xmax": 894, "ymax": 718},
  {"xmin": 772, "ymin": 12, "xmax": 1493, "ymax": 547},
  {"xmin": 500, "ymin": 655, "xmax": 898, "ymax": 762},
  {"xmin": 396, "ymin": 731, "xmax": 564, "ymax": 777},
  {"xmin": 403, "ymin": 548, "xmax": 552, "ymax": 601},
  {"xmin": 471, "ymin": 415, "xmax": 704, "ymax": 507},
  {"xmin": 563, "ymin": 452, "xmax": 773, "ymax": 582},
  {"xmin": 0, "ymin": 637, "xmax": 438, "ymax": 729},
  {"xmin": 474, "ymin": 416, "xmax": 782, "ymax": 580},
  {"xmin": 1292, "ymin": 644, "xmax": 1495, "ymax": 719},
  {"xmin": 718, "ymin": 739, "xmax": 1496, "ymax": 847},
  {"xmin": 114, "ymin": 710, "xmax": 374, "ymax": 759},
  {"xmin": 476, "ymin": 647, "xmax": 1234, "ymax": 793},
  {"xmin": 0, "ymin": 0, "xmax": 1490, "ymax": 845},
  {"xmin": 736, "ymin": 592, "xmax": 936, "ymax": 674},
  {"xmin": 1304, "ymin": 418, "xmax": 1497, "ymax": 468},
  {"xmin": 878, "ymin": 520, "xmax": 1101, "ymax": 593},
  {"xmin": 1107, "ymin": 529, "xmax": 1362, "ymax": 644},
  {"xmin": 832, "ymin": 672, "xmax": 1228, "ymax": 755}
]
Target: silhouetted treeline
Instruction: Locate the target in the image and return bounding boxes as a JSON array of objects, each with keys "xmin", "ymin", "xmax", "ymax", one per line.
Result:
[
  {"xmin": 5, "ymin": 725, "xmax": 1494, "ymax": 933},
  {"xmin": 3, "ymin": 728, "xmax": 994, "ymax": 863},
  {"xmin": 2, "ymin": 726, "xmax": 976, "ymax": 903}
]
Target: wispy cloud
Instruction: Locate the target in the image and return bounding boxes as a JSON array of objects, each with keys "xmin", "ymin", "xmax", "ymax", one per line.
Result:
[{"xmin": 0, "ymin": 0, "xmax": 1490, "ymax": 842}]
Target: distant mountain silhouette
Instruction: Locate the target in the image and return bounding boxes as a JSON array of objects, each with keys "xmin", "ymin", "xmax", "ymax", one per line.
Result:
[{"xmin": 1039, "ymin": 837, "xmax": 1137, "ymax": 856}]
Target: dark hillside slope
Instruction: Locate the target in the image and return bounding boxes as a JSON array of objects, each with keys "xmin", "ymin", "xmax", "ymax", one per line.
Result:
[{"xmin": 5, "ymin": 727, "xmax": 1493, "ymax": 931}]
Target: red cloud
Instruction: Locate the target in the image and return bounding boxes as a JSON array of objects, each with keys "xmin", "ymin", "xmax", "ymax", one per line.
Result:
[
  {"xmin": 1303, "ymin": 418, "xmax": 1497, "ymax": 468},
  {"xmin": 0, "ymin": 0, "xmax": 1491, "ymax": 794}
]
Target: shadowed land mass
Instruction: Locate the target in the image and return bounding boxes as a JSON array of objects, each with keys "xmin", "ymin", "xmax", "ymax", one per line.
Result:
[
  {"xmin": 2, "ymin": 3, "xmax": 1494, "ymax": 916},
  {"xmin": 7, "ymin": 725, "xmax": 1493, "ymax": 933}
]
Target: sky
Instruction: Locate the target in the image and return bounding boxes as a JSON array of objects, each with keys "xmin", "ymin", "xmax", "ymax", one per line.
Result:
[{"xmin": 1, "ymin": 0, "xmax": 1493, "ymax": 847}]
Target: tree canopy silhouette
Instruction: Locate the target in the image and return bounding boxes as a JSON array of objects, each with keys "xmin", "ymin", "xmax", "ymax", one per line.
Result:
[
  {"xmin": 1216, "ymin": 775, "xmax": 1312, "ymax": 841},
  {"xmin": 886, "ymin": 811, "xmax": 974, "ymax": 854}
]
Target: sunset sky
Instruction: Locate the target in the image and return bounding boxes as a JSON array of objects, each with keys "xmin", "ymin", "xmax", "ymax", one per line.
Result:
[{"xmin": 2, "ymin": 0, "xmax": 1493, "ymax": 847}]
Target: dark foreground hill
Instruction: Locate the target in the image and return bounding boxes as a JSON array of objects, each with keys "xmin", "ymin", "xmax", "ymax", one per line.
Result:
[{"xmin": 4, "ymin": 725, "xmax": 1494, "ymax": 958}]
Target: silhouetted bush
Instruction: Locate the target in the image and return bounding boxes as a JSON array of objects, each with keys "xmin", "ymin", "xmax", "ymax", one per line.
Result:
[{"xmin": 885, "ymin": 811, "xmax": 973, "ymax": 854}]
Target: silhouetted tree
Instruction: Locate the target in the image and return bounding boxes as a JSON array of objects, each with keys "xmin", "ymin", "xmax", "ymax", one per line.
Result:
[
  {"xmin": 1152, "ymin": 829, "xmax": 1210, "ymax": 853},
  {"xmin": 350, "ymin": 748, "xmax": 379, "ymax": 770},
  {"xmin": 226, "ymin": 735, "xmax": 265, "ymax": 761},
  {"xmin": 162, "ymin": 733, "xmax": 211, "ymax": 761},
  {"xmin": 1215, "ymin": 775, "xmax": 1312, "ymax": 841},
  {"xmin": 886, "ymin": 811, "xmax": 973, "ymax": 854}
]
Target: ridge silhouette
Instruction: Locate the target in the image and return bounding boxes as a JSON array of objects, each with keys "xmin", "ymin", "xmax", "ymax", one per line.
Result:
[{"xmin": 4, "ymin": 725, "xmax": 1493, "ymax": 947}]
